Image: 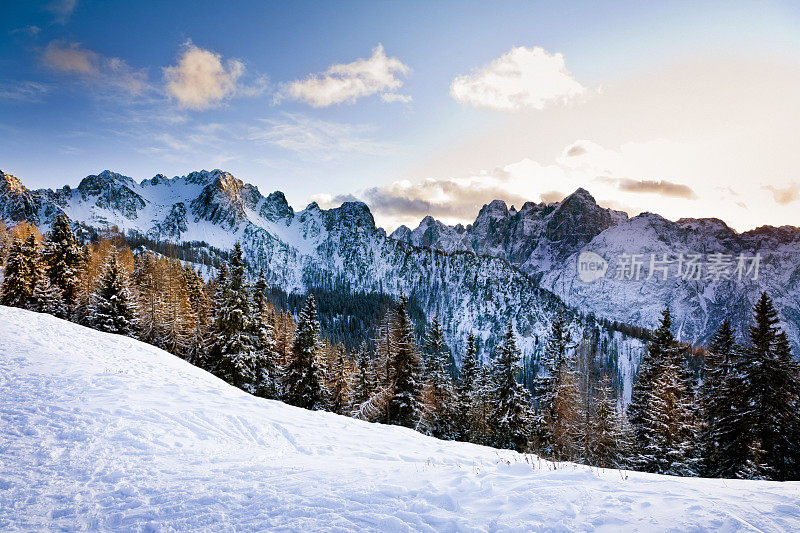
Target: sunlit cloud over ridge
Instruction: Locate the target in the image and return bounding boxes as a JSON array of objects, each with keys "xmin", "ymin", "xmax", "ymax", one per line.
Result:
[
  {"xmin": 285, "ymin": 45, "xmax": 410, "ymax": 107},
  {"xmin": 450, "ymin": 46, "xmax": 586, "ymax": 112}
]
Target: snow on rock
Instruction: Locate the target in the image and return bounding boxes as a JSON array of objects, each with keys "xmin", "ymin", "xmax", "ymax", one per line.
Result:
[{"xmin": 2, "ymin": 306, "xmax": 799, "ymax": 531}]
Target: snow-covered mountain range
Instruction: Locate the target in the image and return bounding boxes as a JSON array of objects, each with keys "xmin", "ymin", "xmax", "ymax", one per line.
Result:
[
  {"xmin": 0, "ymin": 168, "xmax": 645, "ymax": 387},
  {"xmin": 4, "ymin": 306, "xmax": 799, "ymax": 531},
  {"xmin": 392, "ymin": 188, "xmax": 800, "ymax": 352},
  {"xmin": 5, "ymin": 165, "xmax": 796, "ymax": 375}
]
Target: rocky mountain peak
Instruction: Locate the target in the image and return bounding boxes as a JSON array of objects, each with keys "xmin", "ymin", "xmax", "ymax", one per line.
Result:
[
  {"xmin": 260, "ymin": 191, "xmax": 293, "ymax": 222},
  {"xmin": 0, "ymin": 170, "xmax": 26, "ymax": 195},
  {"xmin": 324, "ymin": 201, "xmax": 376, "ymax": 231},
  {"xmin": 0, "ymin": 170, "xmax": 41, "ymax": 223},
  {"xmin": 390, "ymin": 225, "xmax": 412, "ymax": 241},
  {"xmin": 476, "ymin": 199, "xmax": 509, "ymax": 221}
]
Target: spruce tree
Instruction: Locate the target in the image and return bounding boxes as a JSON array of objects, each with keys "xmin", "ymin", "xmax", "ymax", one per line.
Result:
[
  {"xmin": 628, "ymin": 306, "xmax": 697, "ymax": 475},
  {"xmin": 183, "ymin": 265, "xmax": 211, "ymax": 367},
  {"xmin": 698, "ymin": 319, "xmax": 736, "ymax": 476},
  {"xmin": 209, "ymin": 243, "xmax": 258, "ymax": 390},
  {"xmin": 89, "ymin": 248, "xmax": 137, "ymax": 336},
  {"xmin": 251, "ymin": 270, "xmax": 278, "ymax": 398},
  {"xmin": 42, "ymin": 213, "xmax": 82, "ymax": 312},
  {"xmin": 1, "ymin": 234, "xmax": 42, "ymax": 308},
  {"xmin": 533, "ymin": 310, "xmax": 569, "ymax": 455},
  {"xmin": 717, "ymin": 293, "xmax": 800, "ymax": 480},
  {"xmin": 587, "ymin": 373, "xmax": 626, "ymax": 468},
  {"xmin": 490, "ymin": 320, "xmax": 531, "ymax": 452},
  {"xmin": 423, "ymin": 313, "xmax": 446, "ymax": 373},
  {"xmin": 421, "ymin": 314, "xmax": 457, "ymax": 439},
  {"xmin": 31, "ymin": 274, "xmax": 64, "ymax": 316},
  {"xmin": 349, "ymin": 342, "xmax": 375, "ymax": 416},
  {"xmin": 285, "ymin": 294, "xmax": 325, "ymax": 410},
  {"xmin": 457, "ymin": 332, "xmax": 480, "ymax": 440},
  {"xmin": 327, "ymin": 345, "xmax": 351, "ymax": 414},
  {"xmin": 387, "ymin": 294, "xmax": 422, "ymax": 428}
]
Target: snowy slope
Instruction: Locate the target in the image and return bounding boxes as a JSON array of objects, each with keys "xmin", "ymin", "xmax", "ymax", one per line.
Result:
[{"xmin": 2, "ymin": 306, "xmax": 799, "ymax": 532}]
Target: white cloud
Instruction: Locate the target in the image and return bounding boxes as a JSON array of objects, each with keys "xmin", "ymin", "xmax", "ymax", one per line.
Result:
[
  {"xmin": 316, "ymin": 139, "xmax": 712, "ymax": 230},
  {"xmin": 41, "ymin": 41, "xmax": 148, "ymax": 96},
  {"xmin": 0, "ymin": 81, "xmax": 50, "ymax": 103},
  {"xmin": 163, "ymin": 42, "xmax": 245, "ymax": 110},
  {"xmin": 248, "ymin": 113, "xmax": 395, "ymax": 161},
  {"xmin": 450, "ymin": 46, "xmax": 585, "ymax": 111},
  {"xmin": 45, "ymin": 0, "xmax": 77, "ymax": 25},
  {"xmin": 10, "ymin": 26, "xmax": 41, "ymax": 38},
  {"xmin": 286, "ymin": 44, "xmax": 409, "ymax": 107},
  {"xmin": 380, "ymin": 92, "xmax": 412, "ymax": 104},
  {"xmin": 42, "ymin": 41, "xmax": 98, "ymax": 75}
]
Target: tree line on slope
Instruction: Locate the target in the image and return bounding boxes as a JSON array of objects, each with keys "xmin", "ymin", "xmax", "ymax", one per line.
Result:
[{"xmin": 1, "ymin": 216, "xmax": 798, "ymax": 480}]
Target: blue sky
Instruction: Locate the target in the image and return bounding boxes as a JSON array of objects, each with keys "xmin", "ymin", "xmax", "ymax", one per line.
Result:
[{"xmin": 2, "ymin": 0, "xmax": 800, "ymax": 230}]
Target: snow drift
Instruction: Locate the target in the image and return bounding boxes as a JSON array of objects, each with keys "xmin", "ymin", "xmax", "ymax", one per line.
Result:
[{"xmin": 1, "ymin": 306, "xmax": 798, "ymax": 531}]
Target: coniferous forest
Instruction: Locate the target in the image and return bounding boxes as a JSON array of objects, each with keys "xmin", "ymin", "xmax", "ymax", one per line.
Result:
[{"xmin": 2, "ymin": 215, "xmax": 799, "ymax": 480}]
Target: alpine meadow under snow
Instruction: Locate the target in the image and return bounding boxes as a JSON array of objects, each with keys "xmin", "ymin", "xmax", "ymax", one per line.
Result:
[{"xmin": 2, "ymin": 306, "xmax": 800, "ymax": 532}]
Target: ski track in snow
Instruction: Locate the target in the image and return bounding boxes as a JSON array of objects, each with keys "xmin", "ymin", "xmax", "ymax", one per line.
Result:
[{"xmin": 1, "ymin": 306, "xmax": 799, "ymax": 532}]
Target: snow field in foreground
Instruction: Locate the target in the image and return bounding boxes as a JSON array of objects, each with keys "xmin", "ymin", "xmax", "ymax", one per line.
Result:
[{"xmin": 1, "ymin": 306, "xmax": 799, "ymax": 532}]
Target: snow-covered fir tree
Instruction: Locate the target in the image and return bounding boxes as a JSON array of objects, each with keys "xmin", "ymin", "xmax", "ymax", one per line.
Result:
[
  {"xmin": 182, "ymin": 265, "xmax": 211, "ymax": 367},
  {"xmin": 1, "ymin": 234, "xmax": 42, "ymax": 309},
  {"xmin": 628, "ymin": 307, "xmax": 697, "ymax": 475},
  {"xmin": 209, "ymin": 243, "xmax": 259, "ymax": 390},
  {"xmin": 251, "ymin": 270, "xmax": 278, "ymax": 399},
  {"xmin": 41, "ymin": 213, "xmax": 81, "ymax": 313},
  {"xmin": 490, "ymin": 320, "xmax": 531, "ymax": 452},
  {"xmin": 349, "ymin": 342, "xmax": 375, "ymax": 417},
  {"xmin": 285, "ymin": 294, "xmax": 326, "ymax": 410},
  {"xmin": 533, "ymin": 310, "xmax": 570, "ymax": 455},
  {"xmin": 716, "ymin": 293, "xmax": 800, "ymax": 480},
  {"xmin": 31, "ymin": 274, "xmax": 64, "ymax": 316},
  {"xmin": 387, "ymin": 294, "xmax": 422, "ymax": 429},
  {"xmin": 326, "ymin": 344, "xmax": 351, "ymax": 414},
  {"xmin": 89, "ymin": 248, "xmax": 137, "ymax": 336},
  {"xmin": 420, "ymin": 314, "xmax": 458, "ymax": 439},
  {"xmin": 587, "ymin": 373, "xmax": 629, "ymax": 468},
  {"xmin": 698, "ymin": 318, "xmax": 736, "ymax": 476},
  {"xmin": 456, "ymin": 331, "xmax": 480, "ymax": 441}
]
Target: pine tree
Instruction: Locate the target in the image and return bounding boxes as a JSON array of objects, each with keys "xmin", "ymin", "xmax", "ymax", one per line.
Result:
[
  {"xmin": 31, "ymin": 274, "xmax": 64, "ymax": 316},
  {"xmin": 285, "ymin": 294, "xmax": 325, "ymax": 410},
  {"xmin": 42, "ymin": 213, "xmax": 81, "ymax": 313},
  {"xmin": 88, "ymin": 248, "xmax": 137, "ymax": 336},
  {"xmin": 349, "ymin": 342, "xmax": 375, "ymax": 416},
  {"xmin": 698, "ymin": 319, "xmax": 736, "ymax": 476},
  {"xmin": 251, "ymin": 270, "xmax": 278, "ymax": 398},
  {"xmin": 717, "ymin": 293, "xmax": 800, "ymax": 480},
  {"xmin": 132, "ymin": 252, "xmax": 163, "ymax": 346},
  {"xmin": 471, "ymin": 362, "xmax": 496, "ymax": 446},
  {"xmin": 586, "ymin": 373, "xmax": 627, "ymax": 468},
  {"xmin": 533, "ymin": 310, "xmax": 569, "ymax": 455},
  {"xmin": 550, "ymin": 349, "xmax": 582, "ymax": 461},
  {"xmin": 387, "ymin": 294, "xmax": 422, "ymax": 428},
  {"xmin": 327, "ymin": 344, "xmax": 351, "ymax": 414},
  {"xmin": 457, "ymin": 332, "xmax": 480, "ymax": 441},
  {"xmin": 490, "ymin": 320, "xmax": 531, "ymax": 452},
  {"xmin": 1, "ymin": 234, "xmax": 42, "ymax": 308},
  {"xmin": 423, "ymin": 313, "xmax": 446, "ymax": 373},
  {"xmin": 628, "ymin": 306, "xmax": 697, "ymax": 475},
  {"xmin": 183, "ymin": 265, "xmax": 211, "ymax": 367},
  {"xmin": 420, "ymin": 314, "xmax": 457, "ymax": 439},
  {"xmin": 209, "ymin": 243, "xmax": 258, "ymax": 390}
]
